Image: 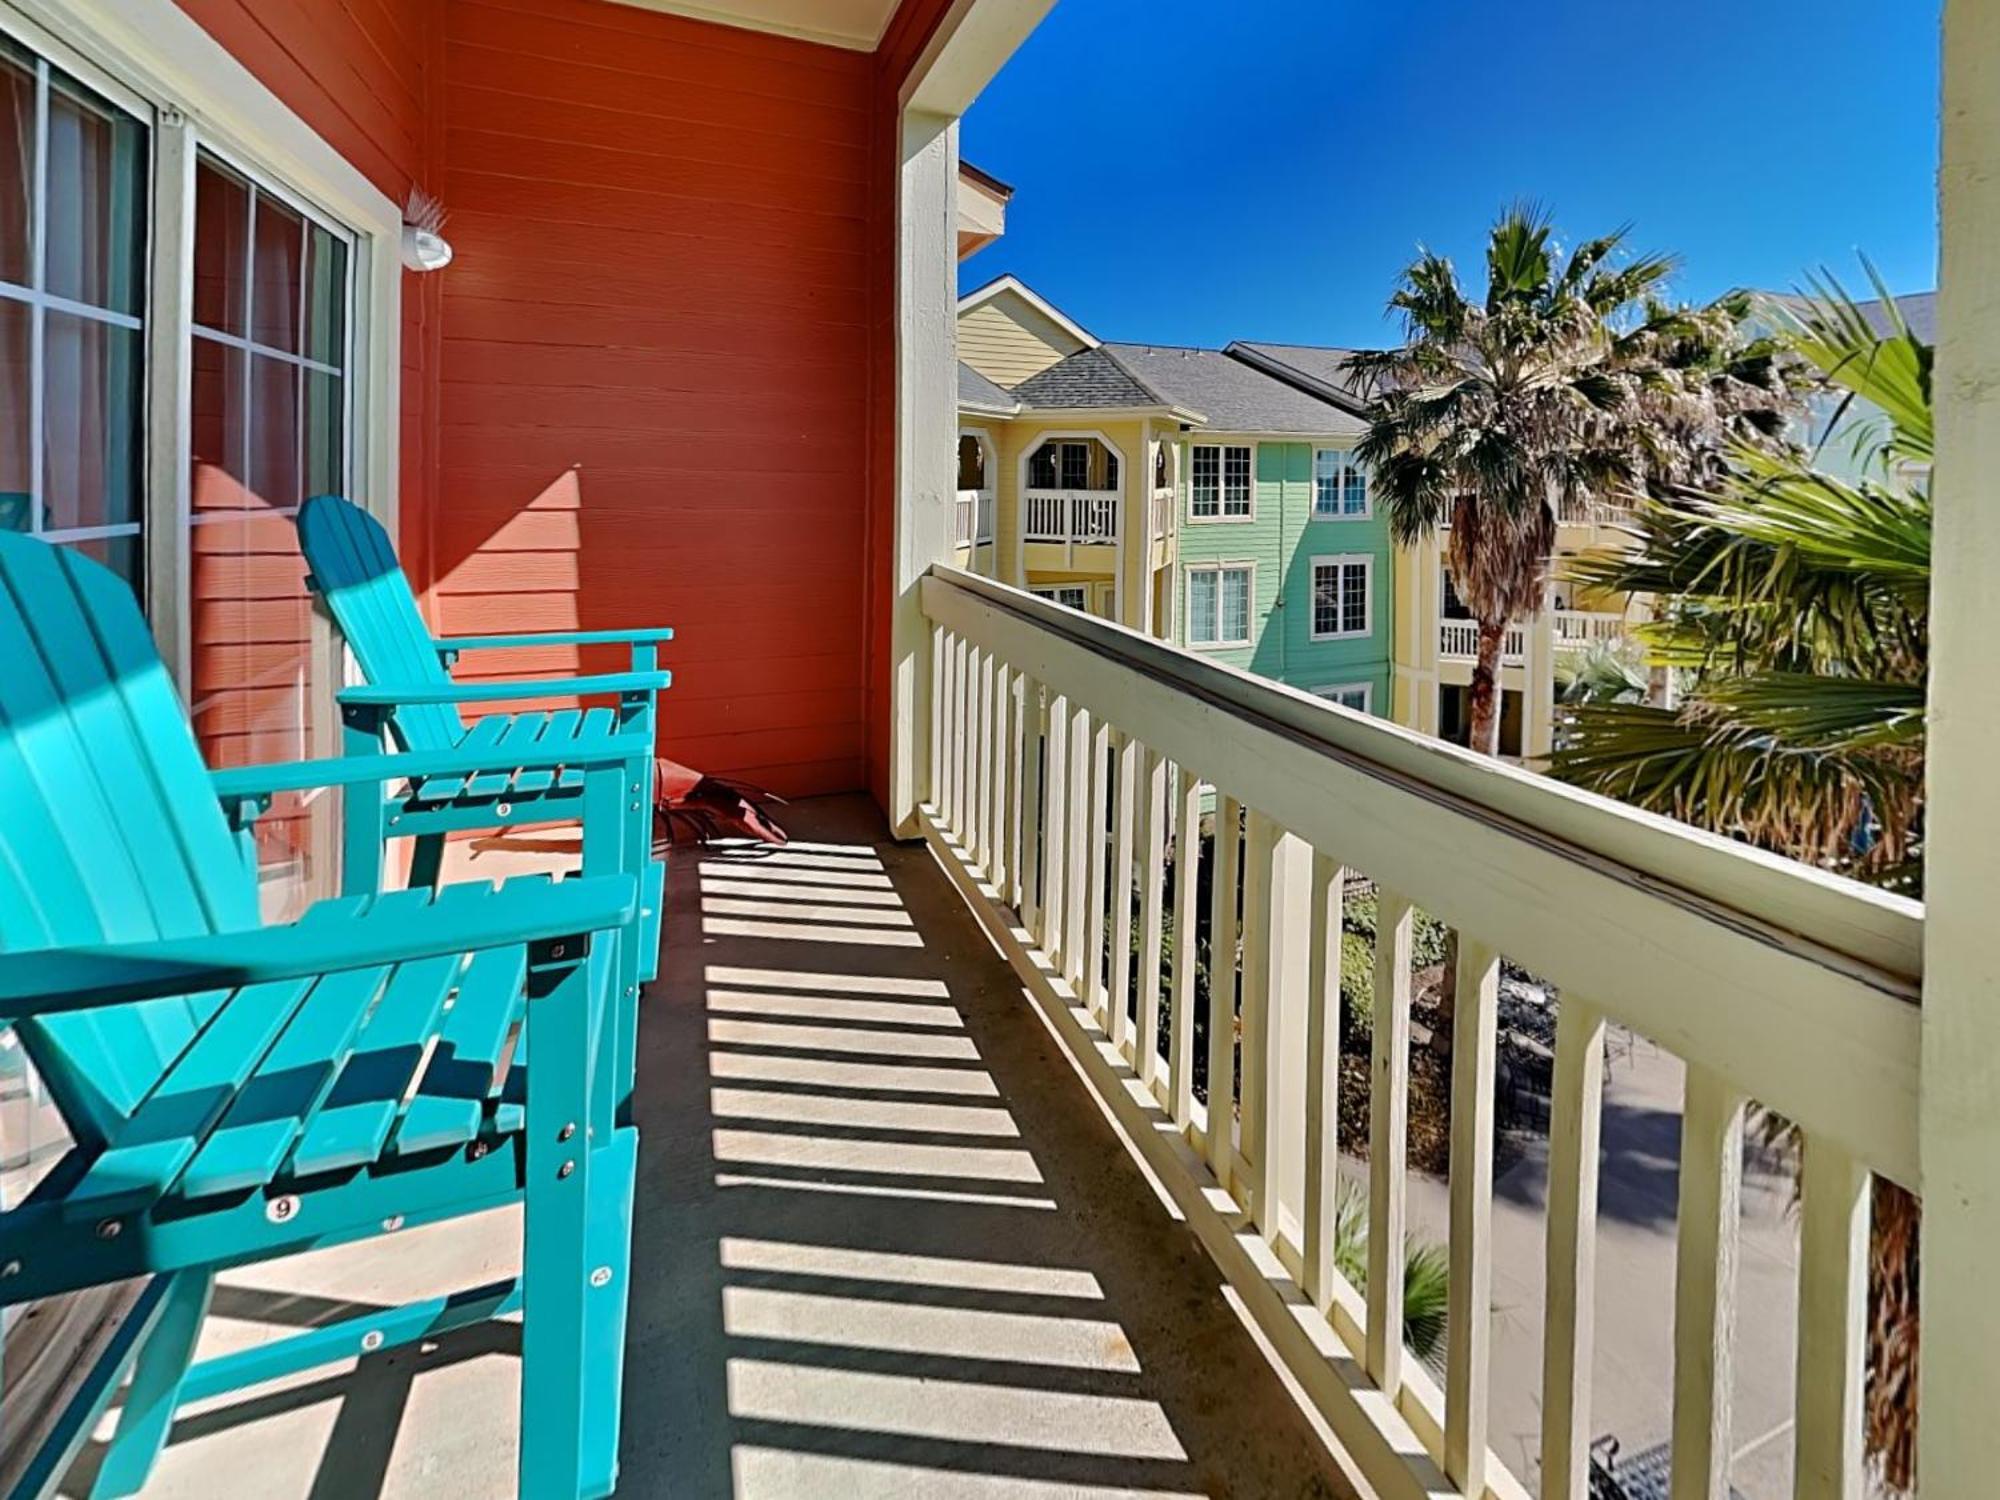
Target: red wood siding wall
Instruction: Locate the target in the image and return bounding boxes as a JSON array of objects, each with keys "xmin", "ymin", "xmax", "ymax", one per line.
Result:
[
  {"xmin": 176, "ymin": 0, "xmax": 960, "ymax": 803},
  {"xmin": 435, "ymin": 0, "xmax": 874, "ymax": 797}
]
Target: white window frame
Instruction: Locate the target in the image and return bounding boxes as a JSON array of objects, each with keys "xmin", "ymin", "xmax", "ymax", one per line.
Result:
[
  {"xmin": 1188, "ymin": 441, "xmax": 1253, "ymax": 523},
  {"xmin": 1312, "ymin": 448, "xmax": 1370, "ymax": 519},
  {"xmin": 1184, "ymin": 560, "xmax": 1254, "ymax": 649},
  {"xmin": 1030, "ymin": 584, "xmax": 1089, "ymax": 611},
  {"xmin": 1314, "ymin": 682, "xmax": 1373, "ymax": 713},
  {"xmin": 0, "ymin": 0, "xmax": 403, "ymax": 683},
  {"xmin": 1309, "ymin": 552, "xmax": 1373, "ymax": 641}
]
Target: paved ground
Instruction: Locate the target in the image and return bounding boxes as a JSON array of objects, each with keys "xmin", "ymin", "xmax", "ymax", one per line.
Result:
[{"xmin": 79, "ymin": 796, "xmax": 1352, "ymax": 1499}]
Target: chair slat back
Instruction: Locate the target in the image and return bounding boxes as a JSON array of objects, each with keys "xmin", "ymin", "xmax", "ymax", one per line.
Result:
[
  {"xmin": 0, "ymin": 534, "xmax": 258, "ymax": 1142},
  {"xmin": 296, "ymin": 496, "xmax": 462, "ymax": 751}
]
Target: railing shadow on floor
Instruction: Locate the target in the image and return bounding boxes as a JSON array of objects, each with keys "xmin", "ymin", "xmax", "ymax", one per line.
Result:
[{"xmin": 616, "ymin": 797, "xmax": 1352, "ymax": 1498}]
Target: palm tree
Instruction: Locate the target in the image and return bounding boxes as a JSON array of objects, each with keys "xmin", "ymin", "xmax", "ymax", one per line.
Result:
[
  {"xmin": 1549, "ymin": 273, "xmax": 1927, "ymax": 1491},
  {"xmin": 1354, "ymin": 206, "xmax": 1798, "ymax": 755}
]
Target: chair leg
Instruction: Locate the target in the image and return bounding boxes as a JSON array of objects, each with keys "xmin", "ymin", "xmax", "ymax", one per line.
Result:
[
  {"xmin": 408, "ymin": 833, "xmax": 446, "ymax": 893},
  {"xmin": 519, "ymin": 947, "xmax": 595, "ymax": 1498},
  {"xmin": 89, "ymin": 1270, "xmax": 214, "ymax": 1499}
]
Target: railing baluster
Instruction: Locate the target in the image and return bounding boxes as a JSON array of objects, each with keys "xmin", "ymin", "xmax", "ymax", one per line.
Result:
[
  {"xmin": 1083, "ymin": 716, "xmax": 1112, "ymax": 1021},
  {"xmin": 1303, "ymin": 851, "xmax": 1343, "ymax": 1313},
  {"xmin": 988, "ymin": 659, "xmax": 1011, "ymax": 895},
  {"xmin": 1365, "ymin": 888, "xmax": 1414, "ymax": 1392},
  {"xmin": 971, "ymin": 646, "xmax": 993, "ymax": 869},
  {"xmin": 1444, "ymin": 937, "xmax": 1501, "ymax": 1496},
  {"xmin": 1169, "ymin": 768, "xmax": 1202, "ymax": 1132},
  {"xmin": 1206, "ymin": 794, "xmax": 1242, "ymax": 1191},
  {"xmin": 1671, "ymin": 1065, "xmax": 1747, "ymax": 1500},
  {"xmin": 951, "ymin": 636, "xmax": 972, "ymax": 841},
  {"xmin": 928, "ymin": 623, "xmax": 944, "ymax": 811},
  {"xmin": 1136, "ymin": 747, "xmax": 1168, "ymax": 1089},
  {"xmin": 1793, "ymin": 1135, "xmax": 1869, "ymax": 1500},
  {"xmin": 1009, "ymin": 670, "xmax": 1031, "ymax": 913},
  {"xmin": 1041, "ymin": 693, "xmax": 1070, "ymax": 964},
  {"xmin": 1063, "ymin": 702, "xmax": 1092, "ymax": 994},
  {"xmin": 1239, "ymin": 812, "xmax": 1276, "ymax": 1220},
  {"xmin": 1109, "ymin": 732, "xmax": 1139, "ymax": 1055},
  {"xmin": 1540, "ymin": 997, "xmax": 1608, "ymax": 1500}
]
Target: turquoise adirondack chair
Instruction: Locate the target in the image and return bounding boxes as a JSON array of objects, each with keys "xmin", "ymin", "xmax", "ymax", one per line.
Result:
[
  {"xmin": 0, "ymin": 531, "xmax": 641, "ymax": 1499},
  {"xmin": 296, "ymin": 495, "xmax": 670, "ymax": 1122}
]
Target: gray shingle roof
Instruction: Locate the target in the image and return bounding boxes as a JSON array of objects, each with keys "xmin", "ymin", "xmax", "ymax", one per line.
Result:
[
  {"xmin": 958, "ymin": 361, "xmax": 1020, "ymax": 415},
  {"xmin": 1226, "ymin": 342, "xmax": 1375, "ymax": 412},
  {"xmin": 1106, "ymin": 343, "xmax": 1365, "ymax": 437},
  {"xmin": 1010, "ymin": 347, "xmax": 1169, "ymax": 410}
]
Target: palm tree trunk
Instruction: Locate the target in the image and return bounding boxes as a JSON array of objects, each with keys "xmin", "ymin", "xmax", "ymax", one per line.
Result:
[{"xmin": 1467, "ymin": 617, "xmax": 1508, "ymax": 757}]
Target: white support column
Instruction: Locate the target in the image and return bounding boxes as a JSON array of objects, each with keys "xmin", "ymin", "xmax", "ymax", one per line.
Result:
[
  {"xmin": 1444, "ymin": 937, "xmax": 1500, "ymax": 1495},
  {"xmin": 1302, "ymin": 850, "xmax": 1344, "ymax": 1313},
  {"xmin": 1540, "ymin": 997, "xmax": 1607, "ymax": 1500},
  {"xmin": 1923, "ymin": 6, "xmax": 2000, "ymax": 1493},
  {"xmin": 1792, "ymin": 1136, "xmax": 1868, "ymax": 1500},
  {"xmin": 1365, "ymin": 888, "xmax": 1414, "ymax": 1393},
  {"xmin": 1670, "ymin": 1065, "xmax": 1746, "ymax": 1500},
  {"xmin": 889, "ymin": 109, "xmax": 959, "ymax": 835}
]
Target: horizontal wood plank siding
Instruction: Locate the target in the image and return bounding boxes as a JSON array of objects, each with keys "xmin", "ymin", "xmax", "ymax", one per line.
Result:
[{"xmin": 437, "ymin": 0, "xmax": 882, "ymax": 796}]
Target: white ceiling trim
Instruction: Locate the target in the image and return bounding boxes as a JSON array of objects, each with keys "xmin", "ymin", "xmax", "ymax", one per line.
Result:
[{"xmin": 598, "ymin": 0, "xmax": 901, "ymax": 51}]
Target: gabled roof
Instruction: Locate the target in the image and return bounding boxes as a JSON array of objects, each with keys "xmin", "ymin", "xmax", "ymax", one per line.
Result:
[
  {"xmin": 1106, "ymin": 343, "xmax": 1365, "ymax": 437},
  {"xmin": 1225, "ymin": 342, "xmax": 1375, "ymax": 415},
  {"xmin": 958, "ymin": 361, "xmax": 1021, "ymax": 417},
  {"xmin": 1011, "ymin": 346, "xmax": 1167, "ymax": 410},
  {"xmin": 957, "ymin": 274, "xmax": 1100, "ymax": 350}
]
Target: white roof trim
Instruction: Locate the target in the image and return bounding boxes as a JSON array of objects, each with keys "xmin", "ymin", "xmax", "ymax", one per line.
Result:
[
  {"xmin": 598, "ymin": 0, "xmax": 898, "ymax": 52},
  {"xmin": 957, "ymin": 275, "xmax": 1101, "ymax": 349}
]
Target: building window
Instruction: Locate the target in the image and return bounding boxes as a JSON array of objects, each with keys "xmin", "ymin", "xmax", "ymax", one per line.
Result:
[
  {"xmin": 1186, "ymin": 563, "xmax": 1252, "ymax": 647},
  {"xmin": 1440, "ymin": 684, "xmax": 1523, "ymax": 757},
  {"xmin": 0, "ymin": 36, "xmax": 148, "ymax": 587},
  {"xmin": 1031, "ymin": 584, "xmax": 1088, "ymax": 611},
  {"xmin": 1311, "ymin": 554, "xmax": 1372, "ymax": 639},
  {"xmin": 1313, "ymin": 449, "xmax": 1368, "ymax": 518},
  {"xmin": 1317, "ymin": 682, "xmax": 1372, "ymax": 713},
  {"xmin": 1027, "ymin": 437, "xmax": 1117, "ymax": 491},
  {"xmin": 1189, "ymin": 443, "xmax": 1250, "ymax": 519}
]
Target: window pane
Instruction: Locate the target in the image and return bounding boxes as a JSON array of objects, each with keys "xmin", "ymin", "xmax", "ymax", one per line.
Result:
[
  {"xmin": 192, "ymin": 156, "xmax": 250, "ymax": 336},
  {"xmin": 1346, "ymin": 464, "xmax": 1367, "ymax": 515},
  {"xmin": 304, "ymin": 367, "xmax": 344, "ymax": 497},
  {"xmin": 250, "ymin": 191, "xmax": 303, "ymax": 353},
  {"xmin": 1221, "ymin": 569, "xmax": 1249, "ymax": 641},
  {"xmin": 248, "ymin": 352, "xmax": 301, "ymax": 508},
  {"xmin": 303, "ymin": 220, "xmax": 346, "ymax": 367},
  {"xmin": 66, "ymin": 527, "xmax": 138, "ymax": 586},
  {"xmin": 1189, "ymin": 570, "xmax": 1216, "ymax": 642},
  {"xmin": 41, "ymin": 310, "xmax": 141, "ymax": 532},
  {"xmin": 43, "ymin": 73, "xmax": 145, "ymax": 316},
  {"xmin": 190, "ymin": 333, "xmax": 247, "ymax": 510},
  {"xmin": 1343, "ymin": 565, "xmax": 1368, "ymax": 634},
  {"xmin": 1060, "ymin": 441, "xmax": 1088, "ymax": 489},
  {"xmin": 0, "ymin": 42, "xmax": 33, "ymax": 288},
  {"xmin": 0, "ymin": 297, "xmax": 26, "ymax": 520},
  {"xmin": 1313, "ymin": 564, "xmax": 1337, "ymax": 635},
  {"xmin": 1029, "ymin": 443, "xmax": 1057, "ymax": 488}
]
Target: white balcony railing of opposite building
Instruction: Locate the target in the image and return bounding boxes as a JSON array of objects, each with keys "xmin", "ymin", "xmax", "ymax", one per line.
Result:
[
  {"xmin": 918, "ymin": 564, "xmax": 1915, "ymax": 1500},
  {"xmin": 1151, "ymin": 486, "xmax": 1173, "ymax": 540},
  {"xmin": 954, "ymin": 488, "xmax": 993, "ymax": 546},
  {"xmin": 1439, "ymin": 618, "xmax": 1527, "ymax": 664},
  {"xmin": 1024, "ymin": 488, "xmax": 1119, "ymax": 544},
  {"xmin": 1551, "ymin": 609, "xmax": 1627, "ymax": 656}
]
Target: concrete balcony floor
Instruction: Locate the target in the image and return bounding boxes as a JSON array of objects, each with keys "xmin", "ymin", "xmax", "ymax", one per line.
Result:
[{"xmin": 87, "ymin": 795, "xmax": 1352, "ymax": 1499}]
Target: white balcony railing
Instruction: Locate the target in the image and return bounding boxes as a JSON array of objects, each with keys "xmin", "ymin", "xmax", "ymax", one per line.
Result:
[
  {"xmin": 954, "ymin": 488, "xmax": 993, "ymax": 546},
  {"xmin": 1439, "ymin": 617, "xmax": 1526, "ymax": 664},
  {"xmin": 1024, "ymin": 488, "xmax": 1119, "ymax": 544},
  {"xmin": 919, "ymin": 565, "xmax": 1917, "ymax": 1500},
  {"xmin": 1551, "ymin": 609, "xmax": 1626, "ymax": 655},
  {"xmin": 1557, "ymin": 494, "xmax": 1639, "ymax": 528},
  {"xmin": 1151, "ymin": 486, "xmax": 1173, "ymax": 540}
]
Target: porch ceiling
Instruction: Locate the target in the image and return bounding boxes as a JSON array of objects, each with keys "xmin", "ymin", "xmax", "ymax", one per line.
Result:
[{"xmin": 596, "ymin": 0, "xmax": 903, "ymax": 50}]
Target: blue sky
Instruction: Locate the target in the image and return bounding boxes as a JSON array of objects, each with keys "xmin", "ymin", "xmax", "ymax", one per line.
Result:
[{"xmin": 960, "ymin": 0, "xmax": 1940, "ymax": 350}]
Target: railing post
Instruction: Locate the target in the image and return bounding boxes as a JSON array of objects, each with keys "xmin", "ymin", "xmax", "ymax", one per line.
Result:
[
  {"xmin": 1063, "ymin": 702, "xmax": 1091, "ymax": 993},
  {"xmin": 1670, "ymin": 1064, "xmax": 1746, "ymax": 1500},
  {"xmin": 1444, "ymin": 936, "xmax": 1500, "ymax": 1495},
  {"xmin": 1206, "ymin": 795, "xmax": 1242, "ymax": 1190},
  {"xmin": 1016, "ymin": 675, "xmax": 1041, "ymax": 922},
  {"xmin": 1540, "ymin": 997, "xmax": 1607, "ymax": 1500},
  {"xmin": 1365, "ymin": 888, "xmax": 1414, "ymax": 1391},
  {"xmin": 1793, "ymin": 1136, "xmax": 1869, "ymax": 1500},
  {"xmin": 1108, "ymin": 732, "xmax": 1140, "ymax": 1056},
  {"xmin": 1169, "ymin": 768, "xmax": 1202, "ymax": 1131},
  {"xmin": 1041, "ymin": 692, "xmax": 1070, "ymax": 964},
  {"xmin": 1302, "ymin": 851, "xmax": 1343, "ymax": 1313},
  {"xmin": 1136, "ymin": 747, "xmax": 1168, "ymax": 1088},
  {"xmin": 1083, "ymin": 716, "xmax": 1112, "ymax": 1021}
]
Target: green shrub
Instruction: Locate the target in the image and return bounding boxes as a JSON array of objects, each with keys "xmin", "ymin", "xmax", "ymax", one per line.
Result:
[
  {"xmin": 1340, "ymin": 930, "xmax": 1374, "ymax": 1032},
  {"xmin": 1342, "ymin": 887, "xmax": 1450, "ymax": 969}
]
